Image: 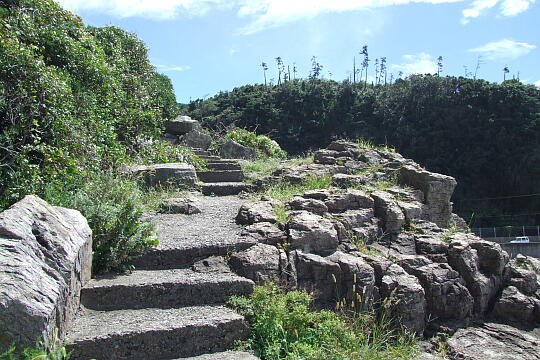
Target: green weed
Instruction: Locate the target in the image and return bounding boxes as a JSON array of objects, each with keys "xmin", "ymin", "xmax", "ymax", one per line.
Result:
[
  {"xmin": 273, "ymin": 205, "xmax": 291, "ymax": 223},
  {"xmin": 1, "ymin": 329, "xmax": 71, "ymax": 360}
]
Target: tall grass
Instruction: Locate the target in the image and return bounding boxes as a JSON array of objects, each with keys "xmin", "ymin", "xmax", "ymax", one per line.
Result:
[
  {"xmin": 228, "ymin": 283, "xmax": 418, "ymax": 360},
  {"xmin": 261, "ymin": 175, "xmax": 333, "ymax": 202}
]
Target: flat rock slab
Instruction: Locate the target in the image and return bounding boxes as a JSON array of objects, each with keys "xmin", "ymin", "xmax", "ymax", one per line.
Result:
[
  {"xmin": 128, "ymin": 163, "xmax": 197, "ymax": 187},
  {"xmin": 202, "ymin": 183, "xmax": 253, "ymax": 196},
  {"xmin": 447, "ymin": 322, "xmax": 540, "ymax": 360},
  {"xmin": 81, "ymin": 268, "xmax": 254, "ymax": 310},
  {"xmin": 178, "ymin": 351, "xmax": 259, "ymax": 359},
  {"xmin": 131, "ymin": 196, "xmax": 257, "ymax": 269},
  {"xmin": 197, "ymin": 170, "xmax": 244, "ymax": 183},
  {"xmin": 66, "ymin": 306, "xmax": 249, "ymax": 360}
]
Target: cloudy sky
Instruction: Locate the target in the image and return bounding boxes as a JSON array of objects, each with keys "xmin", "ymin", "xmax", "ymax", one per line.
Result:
[{"xmin": 56, "ymin": 0, "xmax": 539, "ymax": 102}]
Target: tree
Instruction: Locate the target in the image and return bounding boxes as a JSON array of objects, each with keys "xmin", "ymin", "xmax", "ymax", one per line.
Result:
[
  {"xmin": 261, "ymin": 62, "xmax": 268, "ymax": 86},
  {"xmin": 503, "ymin": 66, "xmax": 510, "ymax": 81},
  {"xmin": 275, "ymin": 57, "xmax": 283, "ymax": 85},
  {"xmin": 310, "ymin": 56, "xmax": 323, "ymax": 79},
  {"xmin": 360, "ymin": 45, "xmax": 369, "ymax": 89},
  {"xmin": 437, "ymin": 56, "xmax": 443, "ymax": 76}
]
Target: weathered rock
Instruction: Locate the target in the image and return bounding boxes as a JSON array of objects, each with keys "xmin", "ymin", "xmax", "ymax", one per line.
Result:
[
  {"xmin": 161, "ymin": 133, "xmax": 178, "ymax": 145},
  {"xmin": 0, "ymin": 195, "xmax": 92, "ymax": 352},
  {"xmin": 507, "ymin": 266, "xmax": 538, "ymax": 296},
  {"xmin": 229, "ymin": 243, "xmax": 284, "ymax": 283},
  {"xmin": 405, "ymin": 262, "xmax": 473, "ymax": 320},
  {"xmin": 399, "ymin": 164, "xmax": 456, "ymax": 228},
  {"xmin": 333, "ymin": 209, "xmax": 374, "ymax": 230},
  {"xmin": 236, "ymin": 201, "xmax": 278, "ymax": 225},
  {"xmin": 380, "ymin": 264, "xmax": 426, "ymax": 333},
  {"xmin": 493, "ymin": 286, "xmax": 536, "ymax": 323},
  {"xmin": 324, "ymin": 190, "xmax": 374, "ymax": 213},
  {"xmin": 219, "ymin": 140, "xmax": 257, "ymax": 160},
  {"xmin": 371, "ymin": 191, "xmax": 405, "ymax": 234},
  {"xmin": 272, "ymin": 164, "xmax": 347, "ymax": 184},
  {"xmin": 513, "ymin": 254, "xmax": 540, "ymax": 275},
  {"xmin": 179, "ymin": 129, "xmax": 213, "ymax": 150},
  {"xmin": 302, "ymin": 189, "xmax": 332, "ymax": 201},
  {"xmin": 447, "ymin": 239, "xmax": 503, "ymax": 315},
  {"xmin": 165, "ymin": 115, "xmax": 202, "ymax": 135},
  {"xmin": 286, "ymin": 196, "xmax": 328, "ymax": 215},
  {"xmin": 242, "ymin": 222, "xmax": 287, "ymax": 246},
  {"xmin": 447, "ymin": 322, "xmax": 540, "ymax": 360},
  {"xmin": 128, "ymin": 163, "xmax": 197, "ymax": 187},
  {"xmin": 468, "ymin": 238, "xmax": 508, "ymax": 276},
  {"xmin": 331, "ymin": 173, "xmax": 367, "ymax": 188},
  {"xmin": 159, "ymin": 198, "xmax": 201, "ymax": 215},
  {"xmin": 288, "ymin": 211, "xmax": 339, "ymax": 252}
]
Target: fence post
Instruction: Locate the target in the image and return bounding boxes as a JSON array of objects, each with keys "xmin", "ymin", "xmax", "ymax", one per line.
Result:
[
  {"xmin": 523, "ymin": 225, "xmax": 526, "ymax": 236},
  {"xmin": 479, "ymin": 228, "xmax": 482, "ymax": 237},
  {"xmin": 494, "ymin": 227, "xmax": 496, "ymax": 238},
  {"xmin": 537, "ymin": 225, "xmax": 539, "ymax": 237}
]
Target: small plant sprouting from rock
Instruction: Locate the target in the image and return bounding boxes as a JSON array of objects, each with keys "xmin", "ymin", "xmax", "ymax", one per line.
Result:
[
  {"xmin": 356, "ymin": 138, "xmax": 396, "ymax": 153},
  {"xmin": 273, "ymin": 204, "xmax": 291, "ymax": 223},
  {"xmin": 1, "ymin": 328, "xmax": 71, "ymax": 360},
  {"xmin": 442, "ymin": 225, "xmax": 458, "ymax": 244}
]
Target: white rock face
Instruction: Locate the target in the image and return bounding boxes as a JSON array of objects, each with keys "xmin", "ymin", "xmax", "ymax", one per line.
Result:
[{"xmin": 0, "ymin": 195, "xmax": 92, "ymax": 352}]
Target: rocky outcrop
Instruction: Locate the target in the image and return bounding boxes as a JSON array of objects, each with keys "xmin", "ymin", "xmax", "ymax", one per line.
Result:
[
  {"xmin": 127, "ymin": 163, "xmax": 197, "ymax": 187},
  {"xmin": 165, "ymin": 115, "xmax": 203, "ymax": 135},
  {"xmin": 219, "ymin": 140, "xmax": 257, "ymax": 160},
  {"xmin": 0, "ymin": 196, "xmax": 92, "ymax": 352},
  {"xmin": 159, "ymin": 197, "xmax": 201, "ymax": 215},
  {"xmin": 179, "ymin": 129, "xmax": 213, "ymax": 150}
]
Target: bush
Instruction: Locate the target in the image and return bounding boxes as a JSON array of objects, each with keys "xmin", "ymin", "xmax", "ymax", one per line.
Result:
[
  {"xmin": 225, "ymin": 128, "xmax": 287, "ymax": 159},
  {"xmin": 45, "ymin": 173, "xmax": 157, "ymax": 273},
  {"xmin": 135, "ymin": 139, "xmax": 206, "ymax": 170},
  {"xmin": 228, "ymin": 283, "xmax": 418, "ymax": 360}
]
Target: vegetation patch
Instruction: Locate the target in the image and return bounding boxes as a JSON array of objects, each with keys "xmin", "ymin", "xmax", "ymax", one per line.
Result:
[
  {"xmin": 225, "ymin": 128, "xmax": 287, "ymax": 159},
  {"xmin": 228, "ymin": 283, "xmax": 418, "ymax": 360},
  {"xmin": 260, "ymin": 175, "xmax": 333, "ymax": 202}
]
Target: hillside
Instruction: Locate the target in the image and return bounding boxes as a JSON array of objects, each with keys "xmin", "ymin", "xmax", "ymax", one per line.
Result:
[{"xmin": 185, "ymin": 78, "xmax": 540, "ymax": 226}]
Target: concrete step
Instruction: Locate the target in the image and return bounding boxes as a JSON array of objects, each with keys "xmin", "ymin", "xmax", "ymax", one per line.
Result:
[
  {"xmin": 192, "ymin": 149, "xmax": 211, "ymax": 157},
  {"xmin": 202, "ymin": 183, "xmax": 254, "ymax": 196},
  {"xmin": 177, "ymin": 351, "xmax": 260, "ymax": 359},
  {"xmin": 200, "ymin": 155, "xmax": 221, "ymax": 161},
  {"xmin": 81, "ymin": 269, "xmax": 254, "ymax": 311},
  {"xmin": 67, "ymin": 306, "xmax": 249, "ymax": 360},
  {"xmin": 129, "ymin": 237, "xmax": 257, "ymax": 270},
  {"xmin": 198, "ymin": 170, "xmax": 244, "ymax": 183},
  {"xmin": 206, "ymin": 162, "xmax": 242, "ymax": 171}
]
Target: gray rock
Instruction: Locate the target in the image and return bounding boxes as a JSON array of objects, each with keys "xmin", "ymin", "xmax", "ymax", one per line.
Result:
[
  {"xmin": 242, "ymin": 222, "xmax": 287, "ymax": 246},
  {"xmin": 371, "ymin": 191, "xmax": 405, "ymax": 234},
  {"xmin": 179, "ymin": 129, "xmax": 213, "ymax": 150},
  {"xmin": 333, "ymin": 209, "xmax": 374, "ymax": 230},
  {"xmin": 161, "ymin": 133, "xmax": 178, "ymax": 145},
  {"xmin": 0, "ymin": 195, "xmax": 92, "ymax": 352},
  {"xmin": 272, "ymin": 164, "xmax": 347, "ymax": 184},
  {"xmin": 236, "ymin": 201, "xmax": 278, "ymax": 225},
  {"xmin": 507, "ymin": 266, "xmax": 538, "ymax": 296},
  {"xmin": 324, "ymin": 190, "xmax": 374, "ymax": 213},
  {"xmin": 399, "ymin": 164, "xmax": 457, "ymax": 228},
  {"xmin": 380, "ymin": 264, "xmax": 426, "ymax": 333},
  {"xmin": 165, "ymin": 115, "xmax": 202, "ymax": 135},
  {"xmin": 493, "ymin": 286, "xmax": 536, "ymax": 323},
  {"xmin": 128, "ymin": 163, "xmax": 197, "ymax": 187},
  {"xmin": 229, "ymin": 243, "xmax": 285, "ymax": 283},
  {"xmin": 446, "ymin": 322, "xmax": 540, "ymax": 360},
  {"xmin": 288, "ymin": 211, "xmax": 339, "ymax": 252},
  {"xmin": 331, "ymin": 173, "xmax": 366, "ymax": 188},
  {"xmin": 468, "ymin": 238, "xmax": 508, "ymax": 276},
  {"xmin": 219, "ymin": 140, "xmax": 257, "ymax": 160},
  {"xmin": 286, "ymin": 196, "xmax": 328, "ymax": 215},
  {"xmin": 405, "ymin": 262, "xmax": 473, "ymax": 320},
  {"xmin": 159, "ymin": 198, "xmax": 201, "ymax": 215}
]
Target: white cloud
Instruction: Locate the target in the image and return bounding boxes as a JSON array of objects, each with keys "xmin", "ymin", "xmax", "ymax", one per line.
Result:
[
  {"xmin": 469, "ymin": 39, "xmax": 536, "ymax": 60},
  {"xmin": 461, "ymin": 0, "xmax": 535, "ymax": 23},
  {"xmin": 155, "ymin": 64, "xmax": 191, "ymax": 71},
  {"xmin": 56, "ymin": 0, "xmax": 228, "ymax": 19},
  {"xmin": 535, "ymin": 80, "xmax": 540, "ymax": 88},
  {"xmin": 390, "ymin": 53, "xmax": 438, "ymax": 75}
]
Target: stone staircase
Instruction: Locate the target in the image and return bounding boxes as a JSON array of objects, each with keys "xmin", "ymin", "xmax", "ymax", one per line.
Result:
[
  {"xmin": 192, "ymin": 149, "xmax": 253, "ymax": 196},
  {"xmin": 65, "ymin": 196, "xmax": 259, "ymax": 360}
]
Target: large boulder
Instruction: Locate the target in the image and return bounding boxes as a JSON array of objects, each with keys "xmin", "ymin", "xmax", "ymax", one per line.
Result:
[
  {"xmin": 371, "ymin": 191, "xmax": 405, "ymax": 234},
  {"xmin": 127, "ymin": 163, "xmax": 197, "ymax": 187},
  {"xmin": 288, "ymin": 211, "xmax": 339, "ymax": 252},
  {"xmin": 165, "ymin": 115, "xmax": 202, "ymax": 135},
  {"xmin": 179, "ymin": 129, "xmax": 213, "ymax": 150},
  {"xmin": 229, "ymin": 244, "xmax": 285, "ymax": 283},
  {"xmin": 0, "ymin": 196, "xmax": 92, "ymax": 352},
  {"xmin": 493, "ymin": 286, "xmax": 537, "ymax": 323},
  {"xmin": 446, "ymin": 322, "xmax": 540, "ymax": 360},
  {"xmin": 219, "ymin": 140, "xmax": 257, "ymax": 160},
  {"xmin": 399, "ymin": 164, "xmax": 457, "ymax": 228},
  {"xmin": 236, "ymin": 201, "xmax": 278, "ymax": 225}
]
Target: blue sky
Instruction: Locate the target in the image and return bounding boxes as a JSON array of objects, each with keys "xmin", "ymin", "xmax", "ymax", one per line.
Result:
[{"xmin": 56, "ymin": 0, "xmax": 540, "ymax": 103}]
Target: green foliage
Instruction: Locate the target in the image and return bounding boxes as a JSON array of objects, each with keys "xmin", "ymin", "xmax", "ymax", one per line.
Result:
[
  {"xmin": 188, "ymin": 77, "xmax": 540, "ymax": 226},
  {"xmin": 0, "ymin": 0, "xmax": 179, "ymax": 209},
  {"xmin": 226, "ymin": 128, "xmax": 287, "ymax": 159},
  {"xmin": 45, "ymin": 173, "xmax": 157, "ymax": 273},
  {"xmin": 273, "ymin": 205, "xmax": 291, "ymax": 223},
  {"xmin": 261, "ymin": 175, "xmax": 333, "ymax": 202},
  {"xmin": 228, "ymin": 283, "xmax": 418, "ymax": 360},
  {"xmin": 241, "ymin": 158, "xmax": 282, "ymax": 181},
  {"xmin": 136, "ymin": 140, "xmax": 206, "ymax": 170},
  {"xmin": 1, "ymin": 329, "xmax": 70, "ymax": 360}
]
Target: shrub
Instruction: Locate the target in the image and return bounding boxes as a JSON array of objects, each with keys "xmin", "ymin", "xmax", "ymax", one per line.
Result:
[
  {"xmin": 45, "ymin": 173, "xmax": 157, "ymax": 273},
  {"xmin": 225, "ymin": 128, "xmax": 287, "ymax": 159},
  {"xmin": 135, "ymin": 139, "xmax": 206, "ymax": 170},
  {"xmin": 228, "ymin": 283, "xmax": 418, "ymax": 360},
  {"xmin": 0, "ymin": 329, "xmax": 70, "ymax": 360}
]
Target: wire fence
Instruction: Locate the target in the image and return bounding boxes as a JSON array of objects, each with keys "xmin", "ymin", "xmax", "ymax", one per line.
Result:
[{"xmin": 471, "ymin": 225, "xmax": 540, "ymax": 239}]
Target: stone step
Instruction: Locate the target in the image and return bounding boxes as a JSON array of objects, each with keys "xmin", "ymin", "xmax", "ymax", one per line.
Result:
[
  {"xmin": 81, "ymin": 269, "xmax": 254, "ymax": 311},
  {"xmin": 200, "ymin": 155, "xmax": 221, "ymax": 161},
  {"xmin": 206, "ymin": 162, "xmax": 242, "ymax": 171},
  {"xmin": 202, "ymin": 183, "xmax": 254, "ymax": 196},
  {"xmin": 129, "ymin": 238, "xmax": 257, "ymax": 270},
  {"xmin": 177, "ymin": 351, "xmax": 260, "ymax": 359},
  {"xmin": 198, "ymin": 170, "xmax": 244, "ymax": 183},
  {"xmin": 192, "ymin": 149, "xmax": 211, "ymax": 157},
  {"xmin": 66, "ymin": 306, "xmax": 249, "ymax": 360}
]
